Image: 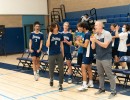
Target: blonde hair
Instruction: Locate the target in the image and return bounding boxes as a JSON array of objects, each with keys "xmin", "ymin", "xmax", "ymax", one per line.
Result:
[{"xmin": 63, "ymin": 22, "xmax": 70, "ymax": 27}]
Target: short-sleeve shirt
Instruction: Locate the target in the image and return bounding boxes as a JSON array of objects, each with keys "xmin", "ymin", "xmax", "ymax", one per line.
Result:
[
  {"xmin": 95, "ymin": 29, "xmax": 112, "ymax": 60},
  {"xmin": 49, "ymin": 33, "xmax": 63, "ymax": 55},
  {"xmin": 127, "ymin": 31, "xmax": 130, "ymax": 51},
  {"xmin": 83, "ymin": 31, "xmax": 93, "ymax": 58},
  {"xmin": 118, "ymin": 32, "xmax": 128, "ymax": 52},
  {"xmin": 29, "ymin": 32, "xmax": 43, "ymax": 50},
  {"xmin": 62, "ymin": 32, "xmax": 73, "ymax": 53},
  {"xmin": 75, "ymin": 32, "xmax": 85, "ymax": 53}
]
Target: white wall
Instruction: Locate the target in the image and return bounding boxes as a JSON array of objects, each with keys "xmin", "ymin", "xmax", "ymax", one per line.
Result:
[{"xmin": 0, "ymin": 0, "xmax": 48, "ymax": 15}]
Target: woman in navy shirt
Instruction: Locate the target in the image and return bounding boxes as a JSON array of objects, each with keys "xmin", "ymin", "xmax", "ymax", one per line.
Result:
[{"xmin": 46, "ymin": 22, "xmax": 64, "ymax": 91}]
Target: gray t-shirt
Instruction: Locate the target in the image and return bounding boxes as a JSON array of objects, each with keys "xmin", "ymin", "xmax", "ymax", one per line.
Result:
[{"xmin": 95, "ymin": 29, "xmax": 112, "ymax": 60}]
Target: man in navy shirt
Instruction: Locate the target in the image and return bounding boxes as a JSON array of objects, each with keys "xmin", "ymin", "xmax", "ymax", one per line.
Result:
[
  {"xmin": 46, "ymin": 22, "xmax": 64, "ymax": 92},
  {"xmin": 75, "ymin": 22, "xmax": 94, "ymax": 91},
  {"xmin": 29, "ymin": 21, "xmax": 43, "ymax": 81},
  {"xmin": 62, "ymin": 22, "xmax": 73, "ymax": 84}
]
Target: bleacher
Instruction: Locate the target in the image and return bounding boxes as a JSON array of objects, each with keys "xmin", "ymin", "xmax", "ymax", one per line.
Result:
[{"xmin": 58, "ymin": 13, "xmax": 130, "ymax": 32}]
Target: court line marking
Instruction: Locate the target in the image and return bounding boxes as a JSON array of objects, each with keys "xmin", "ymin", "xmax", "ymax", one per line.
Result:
[
  {"xmin": 0, "ymin": 93, "xmax": 14, "ymax": 100},
  {"xmin": 18, "ymin": 85, "xmax": 77, "ymax": 100}
]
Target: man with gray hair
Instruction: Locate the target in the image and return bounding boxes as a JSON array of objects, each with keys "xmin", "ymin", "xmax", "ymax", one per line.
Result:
[{"xmin": 90, "ymin": 21, "xmax": 117, "ymax": 99}]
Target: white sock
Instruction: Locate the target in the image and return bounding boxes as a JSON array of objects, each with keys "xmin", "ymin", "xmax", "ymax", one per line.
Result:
[
  {"xmin": 83, "ymin": 81, "xmax": 87, "ymax": 86},
  {"xmin": 37, "ymin": 70, "xmax": 39, "ymax": 74},
  {"xmin": 89, "ymin": 80, "xmax": 93, "ymax": 84},
  {"xmin": 33, "ymin": 71, "xmax": 37, "ymax": 75}
]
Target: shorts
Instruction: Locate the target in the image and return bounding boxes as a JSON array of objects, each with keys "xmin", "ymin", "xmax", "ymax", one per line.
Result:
[
  {"xmin": 31, "ymin": 50, "xmax": 41, "ymax": 57},
  {"xmin": 64, "ymin": 53, "xmax": 72, "ymax": 61},
  {"xmin": 118, "ymin": 51, "xmax": 126, "ymax": 58},
  {"xmin": 82, "ymin": 57, "xmax": 93, "ymax": 64},
  {"xmin": 77, "ymin": 53, "xmax": 83, "ymax": 65},
  {"xmin": 112, "ymin": 48, "xmax": 119, "ymax": 58}
]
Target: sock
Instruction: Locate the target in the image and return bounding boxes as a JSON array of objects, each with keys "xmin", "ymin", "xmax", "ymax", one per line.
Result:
[
  {"xmin": 33, "ymin": 71, "xmax": 37, "ymax": 75},
  {"xmin": 83, "ymin": 81, "xmax": 87, "ymax": 86},
  {"xmin": 37, "ymin": 70, "xmax": 39, "ymax": 74},
  {"xmin": 89, "ymin": 80, "xmax": 93, "ymax": 84}
]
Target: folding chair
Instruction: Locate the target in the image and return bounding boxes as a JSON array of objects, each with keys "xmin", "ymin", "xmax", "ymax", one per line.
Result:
[
  {"xmin": 120, "ymin": 56, "xmax": 130, "ymax": 87},
  {"xmin": 40, "ymin": 46, "xmax": 49, "ymax": 71},
  {"xmin": 17, "ymin": 49, "xmax": 32, "ymax": 69},
  {"xmin": 112, "ymin": 56, "xmax": 130, "ymax": 84}
]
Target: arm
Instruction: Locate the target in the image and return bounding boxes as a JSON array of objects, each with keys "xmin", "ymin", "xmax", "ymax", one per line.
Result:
[
  {"xmin": 95, "ymin": 39, "xmax": 111, "ymax": 48},
  {"xmin": 91, "ymin": 41, "xmax": 96, "ymax": 49},
  {"xmin": 60, "ymin": 41, "xmax": 64, "ymax": 57},
  {"xmin": 64, "ymin": 40, "xmax": 72, "ymax": 46},
  {"xmin": 39, "ymin": 40, "xmax": 43, "ymax": 51},
  {"xmin": 46, "ymin": 32, "xmax": 52, "ymax": 48},
  {"xmin": 127, "ymin": 43, "xmax": 130, "ymax": 46},
  {"xmin": 115, "ymin": 25, "xmax": 120, "ymax": 38},
  {"xmin": 29, "ymin": 39, "xmax": 33, "ymax": 52},
  {"xmin": 76, "ymin": 39, "xmax": 89, "ymax": 48}
]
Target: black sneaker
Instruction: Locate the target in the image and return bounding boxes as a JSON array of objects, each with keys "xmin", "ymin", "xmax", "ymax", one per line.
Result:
[
  {"xmin": 95, "ymin": 89, "xmax": 105, "ymax": 95},
  {"xmin": 59, "ymin": 84, "xmax": 63, "ymax": 92},
  {"xmin": 108, "ymin": 92, "xmax": 117, "ymax": 99},
  {"xmin": 50, "ymin": 81, "xmax": 53, "ymax": 87}
]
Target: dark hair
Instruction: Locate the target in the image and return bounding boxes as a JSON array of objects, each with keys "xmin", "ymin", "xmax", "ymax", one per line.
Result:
[
  {"xmin": 84, "ymin": 13, "xmax": 89, "ymax": 16},
  {"xmin": 124, "ymin": 24, "xmax": 130, "ymax": 32},
  {"xmin": 34, "ymin": 21, "xmax": 40, "ymax": 26},
  {"xmin": 77, "ymin": 22, "xmax": 90, "ymax": 30},
  {"xmin": 50, "ymin": 22, "xmax": 60, "ymax": 32},
  {"xmin": 111, "ymin": 23, "xmax": 117, "ymax": 27}
]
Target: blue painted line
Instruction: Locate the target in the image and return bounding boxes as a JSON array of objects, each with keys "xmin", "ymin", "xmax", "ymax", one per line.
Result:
[
  {"xmin": 0, "ymin": 93, "xmax": 14, "ymax": 100},
  {"xmin": 18, "ymin": 85, "xmax": 77, "ymax": 100}
]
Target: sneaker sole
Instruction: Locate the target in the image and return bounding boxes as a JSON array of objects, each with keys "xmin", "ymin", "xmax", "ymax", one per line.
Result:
[
  {"xmin": 78, "ymin": 89, "xmax": 88, "ymax": 92},
  {"xmin": 95, "ymin": 92, "xmax": 105, "ymax": 95}
]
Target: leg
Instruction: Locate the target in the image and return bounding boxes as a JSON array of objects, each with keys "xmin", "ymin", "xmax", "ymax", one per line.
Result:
[
  {"xmin": 102, "ymin": 60, "xmax": 116, "ymax": 93},
  {"xmin": 96, "ymin": 59, "xmax": 105, "ymax": 90},
  {"xmin": 48, "ymin": 55, "xmax": 56, "ymax": 82},
  {"xmin": 86, "ymin": 64, "xmax": 93, "ymax": 80},
  {"xmin": 56, "ymin": 54, "xmax": 64, "ymax": 85},
  {"xmin": 32, "ymin": 56, "xmax": 37, "ymax": 73}
]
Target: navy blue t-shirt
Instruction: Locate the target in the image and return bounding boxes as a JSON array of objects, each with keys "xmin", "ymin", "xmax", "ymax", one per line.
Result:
[
  {"xmin": 62, "ymin": 32, "xmax": 73, "ymax": 53},
  {"xmin": 83, "ymin": 32, "xmax": 93, "ymax": 58},
  {"xmin": 127, "ymin": 32, "xmax": 130, "ymax": 51},
  {"xmin": 111, "ymin": 31, "xmax": 119, "ymax": 49},
  {"xmin": 49, "ymin": 33, "xmax": 63, "ymax": 55},
  {"xmin": 30, "ymin": 32, "xmax": 43, "ymax": 50}
]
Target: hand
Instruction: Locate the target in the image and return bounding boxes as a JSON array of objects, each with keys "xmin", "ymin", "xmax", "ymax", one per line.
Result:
[
  {"xmin": 115, "ymin": 25, "xmax": 120, "ymax": 31},
  {"xmin": 29, "ymin": 49, "xmax": 34, "ymax": 53},
  {"xmin": 48, "ymin": 32, "xmax": 52, "ymax": 37},
  {"xmin": 90, "ymin": 37, "xmax": 96, "ymax": 42},
  {"xmin": 63, "ymin": 39, "xmax": 68, "ymax": 43},
  {"xmin": 37, "ymin": 49, "xmax": 41, "ymax": 53},
  {"xmin": 75, "ymin": 40, "xmax": 80, "ymax": 45}
]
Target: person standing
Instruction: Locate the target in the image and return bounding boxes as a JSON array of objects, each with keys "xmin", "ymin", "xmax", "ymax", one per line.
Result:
[
  {"xmin": 46, "ymin": 22, "xmax": 64, "ymax": 92},
  {"xmin": 90, "ymin": 21, "xmax": 117, "ymax": 99}
]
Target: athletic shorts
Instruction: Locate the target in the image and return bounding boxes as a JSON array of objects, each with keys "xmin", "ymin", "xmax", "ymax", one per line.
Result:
[
  {"xmin": 118, "ymin": 51, "xmax": 126, "ymax": 58},
  {"xmin": 82, "ymin": 56, "xmax": 93, "ymax": 64},
  {"xmin": 112, "ymin": 48, "xmax": 119, "ymax": 58},
  {"xmin": 64, "ymin": 53, "xmax": 72, "ymax": 61},
  {"xmin": 31, "ymin": 50, "xmax": 41, "ymax": 57}
]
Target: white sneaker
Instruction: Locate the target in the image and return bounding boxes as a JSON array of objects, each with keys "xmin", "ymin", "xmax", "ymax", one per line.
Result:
[
  {"xmin": 34, "ymin": 74, "xmax": 38, "ymax": 81},
  {"xmin": 77, "ymin": 85, "xmax": 88, "ymax": 91},
  {"xmin": 88, "ymin": 83, "xmax": 94, "ymax": 88}
]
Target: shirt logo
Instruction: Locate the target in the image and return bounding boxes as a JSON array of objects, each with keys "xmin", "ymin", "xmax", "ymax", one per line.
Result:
[{"xmin": 51, "ymin": 37, "xmax": 60, "ymax": 41}]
